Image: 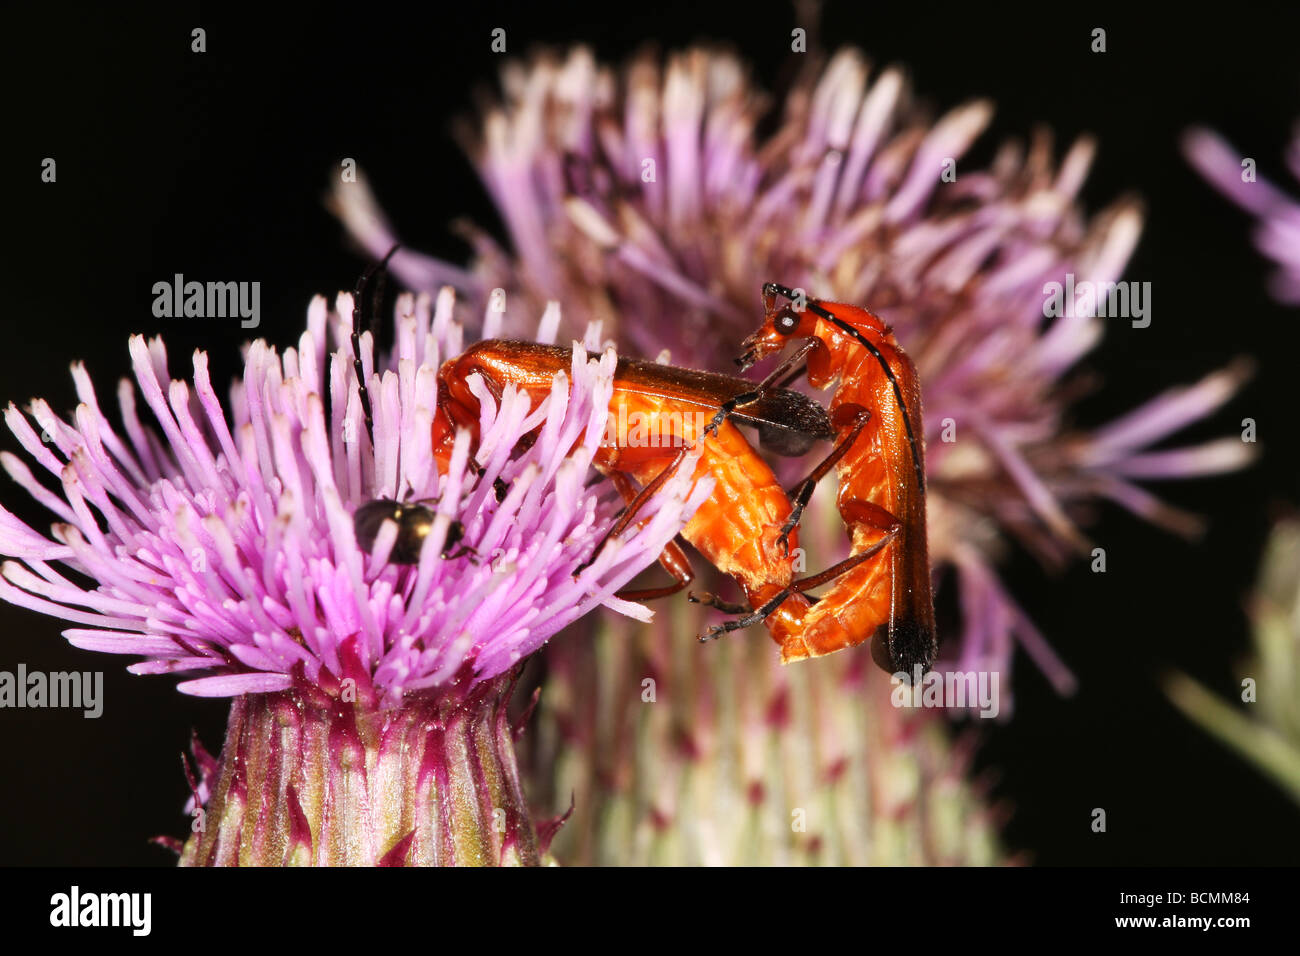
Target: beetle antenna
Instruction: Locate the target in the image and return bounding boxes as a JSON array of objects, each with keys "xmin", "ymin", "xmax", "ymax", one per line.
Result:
[
  {"xmin": 351, "ymin": 244, "xmax": 400, "ymax": 450},
  {"xmin": 763, "ymin": 282, "xmax": 799, "ymax": 301}
]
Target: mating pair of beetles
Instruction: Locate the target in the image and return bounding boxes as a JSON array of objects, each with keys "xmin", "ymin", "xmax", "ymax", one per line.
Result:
[{"xmin": 353, "ymin": 252, "xmax": 935, "ymax": 677}]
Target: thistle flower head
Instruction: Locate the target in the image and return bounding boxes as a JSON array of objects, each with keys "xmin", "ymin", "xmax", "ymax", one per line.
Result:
[
  {"xmin": 0, "ymin": 289, "xmax": 706, "ymax": 707},
  {"xmin": 335, "ymin": 46, "xmax": 1250, "ymax": 695}
]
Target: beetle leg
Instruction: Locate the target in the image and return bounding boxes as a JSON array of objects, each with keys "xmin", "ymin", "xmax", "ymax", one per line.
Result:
[
  {"xmin": 440, "ymin": 518, "xmax": 480, "ymax": 563},
  {"xmin": 704, "ymin": 338, "xmax": 821, "ymax": 439},
  {"xmin": 465, "ymin": 457, "xmax": 509, "ymax": 502},
  {"xmin": 575, "ymin": 445, "xmax": 696, "ymax": 576},
  {"xmin": 697, "ymin": 525, "xmax": 898, "ymax": 642},
  {"xmin": 688, "ymin": 591, "xmax": 750, "ymax": 615},
  {"xmin": 442, "ymin": 545, "xmax": 480, "ymax": 564},
  {"xmin": 774, "ymin": 404, "xmax": 872, "ymax": 554},
  {"xmin": 616, "ymin": 537, "xmax": 697, "ymax": 600},
  {"xmin": 697, "ymin": 589, "xmax": 798, "ymax": 641},
  {"xmin": 600, "ymin": 472, "xmax": 698, "ymax": 601},
  {"xmin": 789, "ymin": 531, "xmax": 896, "ymax": 590},
  {"xmin": 772, "ymin": 363, "xmax": 810, "ymax": 391}
]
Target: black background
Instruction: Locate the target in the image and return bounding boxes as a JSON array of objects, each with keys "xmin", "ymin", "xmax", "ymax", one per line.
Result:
[{"xmin": 3, "ymin": 1, "xmax": 1299, "ymax": 865}]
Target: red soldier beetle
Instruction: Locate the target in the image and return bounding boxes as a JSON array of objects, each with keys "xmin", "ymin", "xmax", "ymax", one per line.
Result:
[{"xmin": 709, "ymin": 282, "xmax": 937, "ymax": 676}]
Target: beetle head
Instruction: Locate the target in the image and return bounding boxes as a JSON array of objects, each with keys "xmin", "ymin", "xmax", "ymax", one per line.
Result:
[{"xmin": 737, "ymin": 282, "xmax": 820, "ymax": 371}]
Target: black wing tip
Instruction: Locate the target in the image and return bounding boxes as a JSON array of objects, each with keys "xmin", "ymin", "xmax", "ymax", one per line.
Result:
[{"xmin": 871, "ymin": 616, "xmax": 937, "ymax": 676}]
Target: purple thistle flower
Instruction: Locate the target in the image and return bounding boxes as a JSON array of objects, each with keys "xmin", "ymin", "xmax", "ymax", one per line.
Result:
[
  {"xmin": 0, "ymin": 288, "xmax": 708, "ymax": 864},
  {"xmin": 334, "ymin": 47, "xmax": 1251, "ymax": 696},
  {"xmin": 1184, "ymin": 124, "xmax": 1300, "ymax": 302}
]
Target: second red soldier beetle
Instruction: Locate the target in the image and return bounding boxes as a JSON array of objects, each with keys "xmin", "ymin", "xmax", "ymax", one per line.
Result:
[{"xmin": 706, "ymin": 282, "xmax": 938, "ymax": 676}]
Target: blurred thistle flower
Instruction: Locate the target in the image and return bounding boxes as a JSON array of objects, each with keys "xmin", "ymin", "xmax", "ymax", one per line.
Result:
[
  {"xmin": 1165, "ymin": 519, "xmax": 1300, "ymax": 806},
  {"xmin": 1183, "ymin": 124, "xmax": 1300, "ymax": 302},
  {"xmin": 1178, "ymin": 124, "xmax": 1300, "ymax": 804},
  {"xmin": 335, "ymin": 46, "xmax": 1251, "ymax": 694},
  {"xmin": 0, "ymin": 289, "xmax": 706, "ymax": 865}
]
